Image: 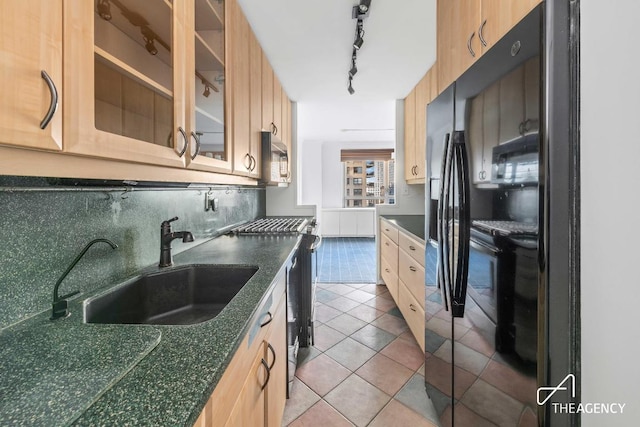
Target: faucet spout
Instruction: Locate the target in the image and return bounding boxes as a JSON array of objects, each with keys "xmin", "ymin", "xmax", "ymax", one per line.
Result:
[
  {"xmin": 159, "ymin": 217, "xmax": 194, "ymax": 267},
  {"xmin": 51, "ymin": 238, "xmax": 118, "ymax": 320}
]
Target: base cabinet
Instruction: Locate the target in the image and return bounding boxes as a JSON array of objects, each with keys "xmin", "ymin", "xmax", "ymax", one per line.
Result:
[
  {"xmin": 379, "ymin": 219, "xmax": 426, "ymax": 352},
  {"xmin": 193, "ymin": 273, "xmax": 287, "ymax": 427}
]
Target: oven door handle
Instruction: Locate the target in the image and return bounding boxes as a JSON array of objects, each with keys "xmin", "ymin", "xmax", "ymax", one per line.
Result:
[
  {"xmin": 469, "ymin": 238, "xmax": 500, "ymax": 256},
  {"xmin": 310, "ymin": 235, "xmax": 322, "ymax": 252}
]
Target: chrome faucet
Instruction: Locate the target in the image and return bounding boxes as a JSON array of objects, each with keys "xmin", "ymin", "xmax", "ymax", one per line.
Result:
[
  {"xmin": 159, "ymin": 217, "xmax": 194, "ymax": 267},
  {"xmin": 50, "ymin": 238, "xmax": 118, "ymax": 320}
]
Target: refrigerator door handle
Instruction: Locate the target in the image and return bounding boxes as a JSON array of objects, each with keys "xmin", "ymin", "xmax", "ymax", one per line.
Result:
[
  {"xmin": 436, "ymin": 133, "xmax": 451, "ymax": 310},
  {"xmin": 441, "ymin": 133, "xmax": 456, "ymax": 312},
  {"xmin": 451, "ymin": 131, "xmax": 471, "ymax": 318}
]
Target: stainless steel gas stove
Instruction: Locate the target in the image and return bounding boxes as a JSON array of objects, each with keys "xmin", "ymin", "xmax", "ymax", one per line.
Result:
[{"xmin": 229, "ymin": 216, "xmax": 320, "ymax": 397}]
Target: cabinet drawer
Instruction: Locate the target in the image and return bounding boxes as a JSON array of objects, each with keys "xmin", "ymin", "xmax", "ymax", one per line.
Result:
[
  {"xmin": 380, "ymin": 256, "xmax": 399, "ymax": 303},
  {"xmin": 380, "ymin": 233, "xmax": 398, "ymax": 272},
  {"xmin": 398, "ymin": 231, "xmax": 425, "ymax": 267},
  {"xmin": 398, "ymin": 281, "xmax": 425, "ymax": 352},
  {"xmin": 398, "ymin": 249, "xmax": 425, "ymax": 308},
  {"xmin": 380, "ymin": 219, "xmax": 399, "ymax": 244}
]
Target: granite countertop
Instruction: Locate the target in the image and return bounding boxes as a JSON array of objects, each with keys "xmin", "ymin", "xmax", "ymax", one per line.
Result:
[
  {"xmin": 0, "ymin": 233, "xmax": 301, "ymax": 426},
  {"xmin": 380, "ymin": 214, "xmax": 426, "ymax": 241}
]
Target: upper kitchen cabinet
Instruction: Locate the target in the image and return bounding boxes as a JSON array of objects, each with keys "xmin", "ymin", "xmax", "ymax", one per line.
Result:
[
  {"xmin": 247, "ymin": 29, "xmax": 263, "ymax": 178},
  {"xmin": 0, "ymin": 0, "xmax": 63, "ymax": 151},
  {"xmin": 185, "ymin": 0, "xmax": 233, "ymax": 174},
  {"xmin": 437, "ymin": 0, "xmax": 480, "ymax": 95},
  {"xmin": 405, "ymin": 65, "xmax": 437, "ymax": 184},
  {"xmin": 437, "ymin": 0, "xmax": 541, "ymax": 94},
  {"xmin": 63, "ymin": 0, "xmax": 188, "ymax": 168}
]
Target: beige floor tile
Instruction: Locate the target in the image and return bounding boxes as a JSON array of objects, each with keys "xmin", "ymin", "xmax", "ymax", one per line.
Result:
[
  {"xmin": 295, "ymin": 354, "xmax": 351, "ymax": 396},
  {"xmin": 324, "ymin": 374, "xmax": 391, "ymax": 427},
  {"xmin": 356, "ymin": 353, "xmax": 413, "ymax": 396},
  {"xmin": 369, "ymin": 399, "xmax": 439, "ymax": 427},
  {"xmin": 288, "ymin": 400, "xmax": 354, "ymax": 427}
]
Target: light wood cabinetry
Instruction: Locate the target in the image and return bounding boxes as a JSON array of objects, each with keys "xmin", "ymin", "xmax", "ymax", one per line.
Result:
[
  {"xmin": 261, "ymin": 54, "xmax": 274, "ymax": 132},
  {"xmin": 193, "ymin": 270, "xmax": 287, "ymax": 427},
  {"xmin": 378, "ymin": 219, "xmax": 425, "ymax": 351},
  {"xmin": 404, "ymin": 65, "xmax": 437, "ymax": 184},
  {"xmin": 247, "ymin": 30, "xmax": 263, "ymax": 178},
  {"xmin": 437, "ymin": 0, "xmax": 541, "ymax": 95},
  {"xmin": 0, "ymin": 0, "xmax": 63, "ymax": 152}
]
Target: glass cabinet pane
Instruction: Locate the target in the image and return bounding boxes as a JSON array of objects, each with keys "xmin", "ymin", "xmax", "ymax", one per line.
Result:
[
  {"xmin": 93, "ymin": 0, "xmax": 174, "ymax": 147},
  {"xmin": 193, "ymin": 0, "xmax": 226, "ymax": 160}
]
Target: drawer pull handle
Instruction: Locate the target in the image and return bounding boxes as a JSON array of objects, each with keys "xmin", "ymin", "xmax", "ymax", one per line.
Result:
[
  {"xmin": 385, "ymin": 268, "xmax": 390, "ymax": 273},
  {"xmin": 385, "ymin": 242, "xmax": 389, "ymax": 246},
  {"xmin": 409, "ymin": 245, "xmax": 416, "ymax": 251},
  {"xmin": 409, "ymin": 266, "xmax": 417, "ymax": 272},
  {"xmin": 409, "ymin": 303, "xmax": 417, "ymax": 312},
  {"xmin": 385, "ymin": 228, "xmax": 390, "ymax": 232},
  {"xmin": 260, "ymin": 311, "xmax": 273, "ymax": 327},
  {"xmin": 467, "ymin": 31, "xmax": 476, "ymax": 57},
  {"xmin": 267, "ymin": 343, "xmax": 276, "ymax": 369},
  {"xmin": 260, "ymin": 358, "xmax": 271, "ymax": 390}
]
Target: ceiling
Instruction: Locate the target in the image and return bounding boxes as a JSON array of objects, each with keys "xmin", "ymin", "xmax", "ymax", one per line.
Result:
[{"xmin": 238, "ymin": 0, "xmax": 437, "ymax": 142}]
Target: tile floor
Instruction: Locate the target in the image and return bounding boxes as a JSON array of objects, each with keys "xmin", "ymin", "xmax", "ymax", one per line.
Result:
[
  {"xmin": 282, "ymin": 282, "xmax": 439, "ymax": 427},
  {"xmin": 316, "ymin": 238, "xmax": 377, "ymax": 283}
]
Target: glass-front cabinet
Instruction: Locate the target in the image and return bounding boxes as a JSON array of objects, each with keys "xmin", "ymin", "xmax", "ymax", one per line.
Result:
[
  {"xmin": 186, "ymin": 0, "xmax": 231, "ymax": 173},
  {"xmin": 63, "ymin": 0, "xmax": 231, "ymax": 172}
]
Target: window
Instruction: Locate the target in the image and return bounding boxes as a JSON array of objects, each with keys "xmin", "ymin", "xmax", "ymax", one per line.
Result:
[{"xmin": 342, "ymin": 154, "xmax": 395, "ymax": 208}]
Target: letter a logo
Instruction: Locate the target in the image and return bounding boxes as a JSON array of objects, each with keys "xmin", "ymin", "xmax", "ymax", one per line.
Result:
[{"xmin": 537, "ymin": 374, "xmax": 576, "ymax": 406}]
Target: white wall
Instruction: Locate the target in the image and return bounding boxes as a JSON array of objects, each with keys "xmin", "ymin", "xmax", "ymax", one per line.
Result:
[{"xmin": 581, "ymin": 1, "xmax": 640, "ymax": 425}]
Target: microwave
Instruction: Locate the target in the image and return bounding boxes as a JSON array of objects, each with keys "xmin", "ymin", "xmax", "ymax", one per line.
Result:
[
  {"xmin": 491, "ymin": 133, "xmax": 539, "ymax": 185},
  {"xmin": 260, "ymin": 131, "xmax": 289, "ymax": 185}
]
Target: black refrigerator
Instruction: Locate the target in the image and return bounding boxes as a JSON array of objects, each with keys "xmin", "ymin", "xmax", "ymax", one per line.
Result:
[{"xmin": 424, "ymin": 5, "xmax": 545, "ymax": 426}]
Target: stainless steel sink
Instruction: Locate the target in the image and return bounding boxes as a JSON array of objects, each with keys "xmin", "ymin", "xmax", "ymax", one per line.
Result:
[{"xmin": 84, "ymin": 264, "xmax": 258, "ymax": 325}]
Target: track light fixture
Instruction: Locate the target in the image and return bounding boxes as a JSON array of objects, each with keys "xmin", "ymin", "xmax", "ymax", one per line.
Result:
[
  {"xmin": 347, "ymin": 1, "xmax": 372, "ymax": 94},
  {"xmin": 142, "ymin": 27, "xmax": 158, "ymax": 55}
]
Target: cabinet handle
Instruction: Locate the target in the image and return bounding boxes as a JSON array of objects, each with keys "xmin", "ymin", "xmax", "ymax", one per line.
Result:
[
  {"xmin": 409, "ymin": 245, "xmax": 416, "ymax": 251},
  {"xmin": 260, "ymin": 358, "xmax": 271, "ymax": 390},
  {"xmin": 409, "ymin": 303, "xmax": 417, "ymax": 312},
  {"xmin": 385, "ymin": 242, "xmax": 389, "ymax": 247},
  {"xmin": 190, "ymin": 131, "xmax": 201, "ymax": 160},
  {"xmin": 39, "ymin": 70, "xmax": 58, "ymax": 130},
  {"xmin": 244, "ymin": 153, "xmax": 252, "ymax": 170},
  {"xmin": 467, "ymin": 31, "xmax": 476, "ymax": 57},
  {"xmin": 250, "ymin": 155, "xmax": 257, "ymax": 171},
  {"xmin": 177, "ymin": 127, "xmax": 188, "ymax": 157},
  {"xmin": 385, "ymin": 228, "xmax": 390, "ymax": 232},
  {"xmin": 479, "ymin": 19, "xmax": 488, "ymax": 47},
  {"xmin": 271, "ymin": 122, "xmax": 278, "ymax": 136},
  {"xmin": 385, "ymin": 268, "xmax": 390, "ymax": 273},
  {"xmin": 260, "ymin": 311, "xmax": 273, "ymax": 327},
  {"xmin": 479, "ymin": 170, "xmax": 486, "ymax": 180},
  {"xmin": 409, "ymin": 266, "xmax": 417, "ymax": 272},
  {"xmin": 267, "ymin": 343, "xmax": 276, "ymax": 369}
]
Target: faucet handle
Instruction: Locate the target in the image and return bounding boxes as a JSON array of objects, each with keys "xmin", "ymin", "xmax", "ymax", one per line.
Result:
[{"xmin": 162, "ymin": 216, "xmax": 179, "ymax": 225}]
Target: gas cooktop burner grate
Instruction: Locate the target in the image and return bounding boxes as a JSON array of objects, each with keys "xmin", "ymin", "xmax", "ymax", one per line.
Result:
[
  {"xmin": 230, "ymin": 217, "xmax": 308, "ymax": 234},
  {"xmin": 472, "ymin": 220, "xmax": 538, "ymax": 236}
]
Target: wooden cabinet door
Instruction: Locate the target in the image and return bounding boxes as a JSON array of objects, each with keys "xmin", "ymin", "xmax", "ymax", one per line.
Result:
[
  {"xmin": 265, "ymin": 295, "xmax": 287, "ymax": 427},
  {"xmin": 261, "ymin": 54, "xmax": 274, "ymax": 132},
  {"xmin": 413, "ymin": 73, "xmax": 429, "ymax": 181},
  {"xmin": 228, "ymin": 0, "xmax": 251, "ymax": 176},
  {"xmin": 64, "ymin": 0, "xmax": 187, "ymax": 168},
  {"xmin": 403, "ymin": 89, "xmax": 416, "ymax": 181},
  {"xmin": 480, "ymin": 0, "xmax": 541, "ymax": 53},
  {"xmin": 248, "ymin": 28, "xmax": 263, "ymax": 178},
  {"xmin": 437, "ymin": 0, "xmax": 481, "ymax": 94},
  {"xmin": 272, "ymin": 75, "xmax": 282, "ymax": 137},
  {"xmin": 481, "ymin": 80, "xmax": 500, "ymax": 182},
  {"xmin": 225, "ymin": 342, "xmax": 267, "ymax": 427},
  {"xmin": 186, "ymin": 0, "xmax": 233, "ymax": 173},
  {"xmin": 499, "ymin": 65, "xmax": 525, "ymax": 143},
  {"xmin": 0, "ymin": 0, "xmax": 63, "ymax": 151}
]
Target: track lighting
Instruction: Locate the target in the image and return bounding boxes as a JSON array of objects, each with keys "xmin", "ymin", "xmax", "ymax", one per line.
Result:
[
  {"xmin": 97, "ymin": 0, "xmax": 112, "ymax": 20},
  {"xmin": 141, "ymin": 27, "xmax": 158, "ymax": 55},
  {"xmin": 347, "ymin": 3, "xmax": 371, "ymax": 94},
  {"xmin": 203, "ymin": 85, "xmax": 210, "ymax": 97}
]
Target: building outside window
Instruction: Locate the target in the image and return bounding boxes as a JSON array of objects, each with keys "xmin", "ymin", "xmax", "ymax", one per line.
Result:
[{"xmin": 342, "ymin": 150, "xmax": 395, "ymax": 208}]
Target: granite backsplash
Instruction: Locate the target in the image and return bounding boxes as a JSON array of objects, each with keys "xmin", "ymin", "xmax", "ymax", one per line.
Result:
[{"xmin": 0, "ymin": 177, "xmax": 265, "ymax": 330}]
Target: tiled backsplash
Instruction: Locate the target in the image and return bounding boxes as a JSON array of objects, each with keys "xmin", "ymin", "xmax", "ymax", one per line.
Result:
[{"xmin": 0, "ymin": 177, "xmax": 265, "ymax": 329}]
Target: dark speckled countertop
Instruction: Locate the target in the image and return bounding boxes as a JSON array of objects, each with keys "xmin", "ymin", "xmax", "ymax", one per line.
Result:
[
  {"xmin": 0, "ymin": 233, "xmax": 301, "ymax": 426},
  {"xmin": 380, "ymin": 215, "xmax": 426, "ymax": 241}
]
